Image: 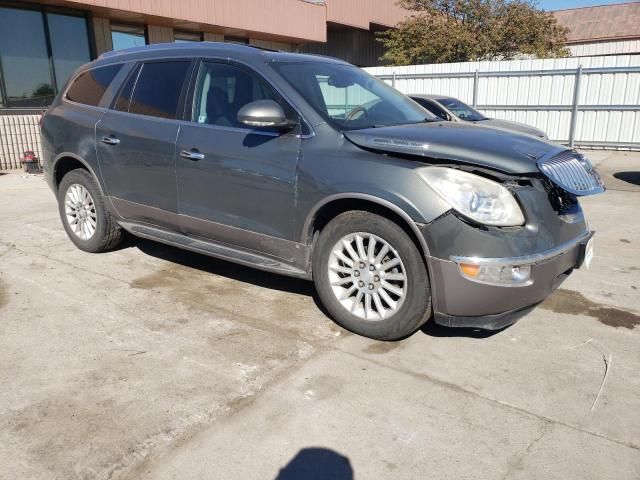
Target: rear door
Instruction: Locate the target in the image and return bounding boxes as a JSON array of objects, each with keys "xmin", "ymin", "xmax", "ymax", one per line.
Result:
[
  {"xmin": 96, "ymin": 59, "xmax": 193, "ymax": 228},
  {"xmin": 175, "ymin": 60, "xmax": 302, "ymax": 257}
]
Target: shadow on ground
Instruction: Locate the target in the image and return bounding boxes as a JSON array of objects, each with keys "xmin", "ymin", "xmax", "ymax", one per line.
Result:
[
  {"xmin": 274, "ymin": 448, "xmax": 353, "ymax": 480},
  {"xmin": 613, "ymin": 171, "xmax": 640, "ymax": 187},
  {"xmin": 125, "ymin": 236, "xmax": 505, "ymax": 340},
  {"xmin": 420, "ymin": 321, "xmax": 504, "ymax": 339}
]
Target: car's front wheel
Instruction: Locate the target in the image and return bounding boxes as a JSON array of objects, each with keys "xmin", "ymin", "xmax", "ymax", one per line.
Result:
[
  {"xmin": 313, "ymin": 211, "xmax": 431, "ymax": 340},
  {"xmin": 57, "ymin": 168, "xmax": 123, "ymax": 252}
]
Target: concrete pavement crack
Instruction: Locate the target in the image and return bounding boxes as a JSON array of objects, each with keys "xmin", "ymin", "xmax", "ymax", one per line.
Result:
[
  {"xmin": 500, "ymin": 423, "xmax": 550, "ymax": 480},
  {"xmin": 334, "ymin": 346, "xmax": 640, "ymax": 452},
  {"xmin": 0, "ymin": 240, "xmax": 131, "ymax": 286}
]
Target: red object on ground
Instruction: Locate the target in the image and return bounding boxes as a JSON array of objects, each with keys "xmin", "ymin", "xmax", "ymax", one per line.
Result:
[{"xmin": 21, "ymin": 150, "xmax": 41, "ymax": 173}]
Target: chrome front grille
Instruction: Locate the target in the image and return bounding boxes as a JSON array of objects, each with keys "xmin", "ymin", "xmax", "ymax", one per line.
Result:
[{"xmin": 537, "ymin": 150, "xmax": 605, "ymax": 196}]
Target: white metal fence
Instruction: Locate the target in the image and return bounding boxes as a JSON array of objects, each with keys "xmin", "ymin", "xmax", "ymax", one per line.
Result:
[{"xmin": 365, "ymin": 55, "xmax": 640, "ymax": 150}]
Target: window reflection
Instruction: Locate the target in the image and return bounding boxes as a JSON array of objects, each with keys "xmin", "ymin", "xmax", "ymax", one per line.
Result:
[
  {"xmin": 47, "ymin": 13, "xmax": 91, "ymax": 92},
  {"xmin": 111, "ymin": 24, "xmax": 146, "ymax": 51},
  {"xmin": 0, "ymin": 7, "xmax": 53, "ymax": 107}
]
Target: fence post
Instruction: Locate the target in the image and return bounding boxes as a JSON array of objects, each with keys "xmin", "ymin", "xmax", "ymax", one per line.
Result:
[
  {"xmin": 391, "ymin": 71, "xmax": 397, "ymax": 88},
  {"xmin": 472, "ymin": 69, "xmax": 479, "ymax": 108},
  {"xmin": 569, "ymin": 65, "xmax": 583, "ymax": 149}
]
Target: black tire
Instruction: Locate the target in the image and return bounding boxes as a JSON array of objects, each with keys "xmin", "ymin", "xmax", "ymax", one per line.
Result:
[
  {"xmin": 57, "ymin": 168, "xmax": 123, "ymax": 253},
  {"xmin": 313, "ymin": 210, "xmax": 431, "ymax": 341}
]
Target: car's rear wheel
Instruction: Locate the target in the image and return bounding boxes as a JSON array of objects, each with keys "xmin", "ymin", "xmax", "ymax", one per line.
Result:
[
  {"xmin": 57, "ymin": 168, "xmax": 123, "ymax": 252},
  {"xmin": 313, "ymin": 210, "xmax": 431, "ymax": 340}
]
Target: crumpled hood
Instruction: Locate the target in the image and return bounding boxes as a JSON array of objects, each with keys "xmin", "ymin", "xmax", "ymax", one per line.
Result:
[
  {"xmin": 344, "ymin": 122, "xmax": 565, "ymax": 174},
  {"xmin": 478, "ymin": 118, "xmax": 547, "ymax": 139}
]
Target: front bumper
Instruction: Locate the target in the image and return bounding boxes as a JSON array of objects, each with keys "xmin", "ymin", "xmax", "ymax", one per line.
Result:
[{"xmin": 428, "ymin": 230, "xmax": 593, "ymax": 330}]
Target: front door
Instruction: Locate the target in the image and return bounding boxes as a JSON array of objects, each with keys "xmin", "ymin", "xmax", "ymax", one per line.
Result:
[
  {"xmin": 176, "ymin": 60, "xmax": 301, "ymax": 260},
  {"xmin": 97, "ymin": 60, "xmax": 192, "ymax": 228}
]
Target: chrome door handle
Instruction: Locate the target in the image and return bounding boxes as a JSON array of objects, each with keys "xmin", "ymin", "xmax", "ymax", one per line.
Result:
[
  {"xmin": 180, "ymin": 149, "xmax": 205, "ymax": 161},
  {"xmin": 101, "ymin": 136, "xmax": 120, "ymax": 145}
]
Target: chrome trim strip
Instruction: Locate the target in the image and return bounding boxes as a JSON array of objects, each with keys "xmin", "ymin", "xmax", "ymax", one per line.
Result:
[
  {"xmin": 537, "ymin": 151, "xmax": 605, "ymax": 196},
  {"xmin": 450, "ymin": 230, "xmax": 592, "ymax": 267}
]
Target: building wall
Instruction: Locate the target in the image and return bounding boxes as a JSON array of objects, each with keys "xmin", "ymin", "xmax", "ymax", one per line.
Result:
[
  {"xmin": 300, "ymin": 28, "xmax": 386, "ymax": 67},
  {"xmin": 57, "ymin": 0, "xmax": 327, "ymax": 43},
  {"xmin": 92, "ymin": 17, "xmax": 113, "ymax": 56},
  {"xmin": 0, "ymin": 115, "xmax": 42, "ymax": 170},
  {"xmin": 567, "ymin": 39, "xmax": 640, "ymax": 57},
  {"xmin": 249, "ymin": 39, "xmax": 297, "ymax": 52},
  {"xmin": 324, "ymin": 0, "xmax": 407, "ymax": 29},
  {"xmin": 147, "ymin": 25, "xmax": 174, "ymax": 44},
  {"xmin": 203, "ymin": 33, "xmax": 225, "ymax": 43}
]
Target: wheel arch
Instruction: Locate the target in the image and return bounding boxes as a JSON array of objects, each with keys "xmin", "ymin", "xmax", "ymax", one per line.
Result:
[
  {"xmin": 52, "ymin": 153, "xmax": 104, "ymax": 195},
  {"xmin": 302, "ymin": 193, "xmax": 432, "ymax": 261}
]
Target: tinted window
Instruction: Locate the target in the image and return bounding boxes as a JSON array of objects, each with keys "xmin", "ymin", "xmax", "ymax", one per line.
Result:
[
  {"xmin": 0, "ymin": 7, "xmax": 53, "ymax": 107},
  {"xmin": 128, "ymin": 62, "xmax": 190, "ymax": 119},
  {"xmin": 192, "ymin": 62, "xmax": 291, "ymax": 128},
  {"xmin": 437, "ymin": 98, "xmax": 488, "ymax": 122},
  {"xmin": 413, "ymin": 98, "xmax": 449, "ymax": 121},
  {"xmin": 66, "ymin": 65, "xmax": 123, "ymax": 106},
  {"xmin": 48, "ymin": 13, "xmax": 91, "ymax": 90},
  {"xmin": 0, "ymin": 6, "xmax": 93, "ymax": 109},
  {"xmin": 114, "ymin": 65, "xmax": 140, "ymax": 112}
]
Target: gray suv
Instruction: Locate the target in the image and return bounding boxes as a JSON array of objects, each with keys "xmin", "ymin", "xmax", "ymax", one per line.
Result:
[{"xmin": 41, "ymin": 43, "xmax": 604, "ymax": 340}]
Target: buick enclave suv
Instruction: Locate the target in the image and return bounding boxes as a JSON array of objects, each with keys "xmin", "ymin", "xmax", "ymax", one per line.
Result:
[{"xmin": 41, "ymin": 43, "xmax": 604, "ymax": 340}]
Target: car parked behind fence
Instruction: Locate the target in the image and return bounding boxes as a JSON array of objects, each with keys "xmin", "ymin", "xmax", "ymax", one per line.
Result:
[{"xmin": 410, "ymin": 94, "xmax": 548, "ymax": 139}]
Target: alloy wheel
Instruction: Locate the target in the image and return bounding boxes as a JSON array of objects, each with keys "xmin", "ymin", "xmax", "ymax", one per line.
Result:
[
  {"xmin": 64, "ymin": 183, "xmax": 97, "ymax": 240},
  {"xmin": 327, "ymin": 232, "xmax": 407, "ymax": 321}
]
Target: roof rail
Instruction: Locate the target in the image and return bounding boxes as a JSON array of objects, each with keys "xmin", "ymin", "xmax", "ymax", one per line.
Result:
[{"xmin": 98, "ymin": 41, "xmax": 276, "ymax": 60}]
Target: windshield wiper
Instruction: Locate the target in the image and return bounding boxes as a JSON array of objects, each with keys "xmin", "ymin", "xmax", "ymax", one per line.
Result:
[{"xmin": 371, "ymin": 118, "xmax": 436, "ymax": 128}]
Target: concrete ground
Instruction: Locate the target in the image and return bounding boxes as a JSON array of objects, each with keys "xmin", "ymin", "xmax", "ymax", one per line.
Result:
[{"xmin": 0, "ymin": 150, "xmax": 638, "ymax": 480}]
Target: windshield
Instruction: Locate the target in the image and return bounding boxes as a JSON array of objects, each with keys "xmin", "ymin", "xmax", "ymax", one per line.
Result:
[
  {"xmin": 272, "ymin": 62, "xmax": 437, "ymax": 130},
  {"xmin": 437, "ymin": 98, "xmax": 488, "ymax": 122}
]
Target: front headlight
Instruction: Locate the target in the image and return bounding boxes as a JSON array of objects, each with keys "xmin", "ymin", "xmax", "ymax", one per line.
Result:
[{"xmin": 419, "ymin": 167, "xmax": 525, "ymax": 226}]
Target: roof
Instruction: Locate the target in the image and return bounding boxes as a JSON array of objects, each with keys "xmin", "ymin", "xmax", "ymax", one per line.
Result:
[{"xmin": 553, "ymin": 2, "xmax": 640, "ymax": 43}]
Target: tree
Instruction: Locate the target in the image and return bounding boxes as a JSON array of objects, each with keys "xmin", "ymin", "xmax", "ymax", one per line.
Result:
[{"xmin": 377, "ymin": 0, "xmax": 569, "ymax": 65}]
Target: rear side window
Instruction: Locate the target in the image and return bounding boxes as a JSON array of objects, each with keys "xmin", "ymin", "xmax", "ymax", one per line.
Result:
[
  {"xmin": 126, "ymin": 61, "xmax": 190, "ymax": 119},
  {"xmin": 66, "ymin": 64, "xmax": 123, "ymax": 106}
]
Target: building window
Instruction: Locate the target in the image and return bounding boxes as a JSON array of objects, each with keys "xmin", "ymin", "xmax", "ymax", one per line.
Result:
[
  {"xmin": 0, "ymin": 5, "xmax": 91, "ymax": 109},
  {"xmin": 48, "ymin": 13, "xmax": 92, "ymax": 93},
  {"xmin": 111, "ymin": 24, "xmax": 147, "ymax": 51},
  {"xmin": 224, "ymin": 36, "xmax": 249, "ymax": 45},
  {"xmin": 175, "ymin": 31, "xmax": 202, "ymax": 43}
]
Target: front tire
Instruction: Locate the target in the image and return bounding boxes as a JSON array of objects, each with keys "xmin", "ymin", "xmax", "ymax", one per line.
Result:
[
  {"xmin": 313, "ymin": 211, "xmax": 431, "ymax": 340},
  {"xmin": 57, "ymin": 168, "xmax": 123, "ymax": 252}
]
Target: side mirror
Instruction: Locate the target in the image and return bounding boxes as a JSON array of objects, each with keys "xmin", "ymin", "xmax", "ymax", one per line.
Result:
[{"xmin": 237, "ymin": 100, "xmax": 293, "ymax": 129}]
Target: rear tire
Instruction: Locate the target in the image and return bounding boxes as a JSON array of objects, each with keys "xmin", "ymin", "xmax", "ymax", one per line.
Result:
[
  {"xmin": 313, "ymin": 211, "xmax": 431, "ymax": 340},
  {"xmin": 58, "ymin": 168, "xmax": 123, "ymax": 252}
]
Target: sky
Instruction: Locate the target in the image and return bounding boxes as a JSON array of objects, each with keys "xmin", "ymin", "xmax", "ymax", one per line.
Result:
[{"xmin": 537, "ymin": 0, "xmax": 637, "ymax": 10}]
